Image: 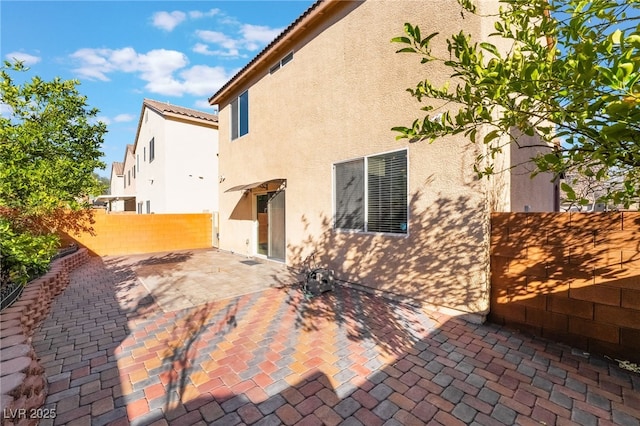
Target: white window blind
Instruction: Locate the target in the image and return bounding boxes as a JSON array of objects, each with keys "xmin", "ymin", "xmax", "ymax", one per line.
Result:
[
  {"xmin": 334, "ymin": 150, "xmax": 407, "ymax": 234},
  {"xmin": 366, "ymin": 150, "xmax": 407, "ymax": 234},
  {"xmin": 334, "ymin": 159, "xmax": 365, "ymax": 231}
]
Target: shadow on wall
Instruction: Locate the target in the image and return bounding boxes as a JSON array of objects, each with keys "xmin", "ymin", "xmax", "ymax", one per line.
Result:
[
  {"xmin": 281, "ymin": 190, "xmax": 490, "ymax": 316},
  {"xmin": 490, "ymin": 212, "xmax": 640, "ymax": 363}
]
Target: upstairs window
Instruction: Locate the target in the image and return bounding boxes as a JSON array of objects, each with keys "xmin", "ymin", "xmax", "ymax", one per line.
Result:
[
  {"xmin": 231, "ymin": 90, "xmax": 249, "ymax": 140},
  {"xmin": 270, "ymin": 51, "xmax": 294, "ymax": 74},
  {"xmin": 334, "ymin": 150, "xmax": 408, "ymax": 234},
  {"xmin": 149, "ymin": 137, "xmax": 155, "ymax": 162}
]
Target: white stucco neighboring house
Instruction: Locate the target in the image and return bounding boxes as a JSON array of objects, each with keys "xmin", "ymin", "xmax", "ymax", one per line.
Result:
[
  {"xmin": 133, "ymin": 99, "xmax": 219, "ymax": 215},
  {"xmin": 104, "ymin": 161, "xmax": 126, "ymax": 212},
  {"xmin": 122, "ymin": 144, "xmax": 136, "ymax": 202}
]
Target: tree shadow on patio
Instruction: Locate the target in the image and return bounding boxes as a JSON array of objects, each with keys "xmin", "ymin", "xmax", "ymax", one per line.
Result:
[
  {"xmin": 274, "ymin": 190, "xmax": 490, "ymax": 359},
  {"xmin": 160, "ymin": 300, "xmax": 239, "ymax": 412}
]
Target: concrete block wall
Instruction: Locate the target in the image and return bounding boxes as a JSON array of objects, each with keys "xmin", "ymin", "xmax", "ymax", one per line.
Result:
[
  {"xmin": 490, "ymin": 212, "xmax": 640, "ymax": 363},
  {"xmin": 0, "ymin": 248, "xmax": 89, "ymax": 425},
  {"xmin": 60, "ymin": 210, "xmax": 213, "ymax": 256}
]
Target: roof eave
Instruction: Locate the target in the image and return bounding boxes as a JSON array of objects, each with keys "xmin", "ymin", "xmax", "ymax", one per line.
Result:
[{"xmin": 209, "ymin": 0, "xmax": 344, "ymax": 106}]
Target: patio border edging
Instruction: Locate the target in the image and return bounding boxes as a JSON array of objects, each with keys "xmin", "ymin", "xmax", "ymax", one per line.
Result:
[{"xmin": 0, "ymin": 248, "xmax": 89, "ymax": 426}]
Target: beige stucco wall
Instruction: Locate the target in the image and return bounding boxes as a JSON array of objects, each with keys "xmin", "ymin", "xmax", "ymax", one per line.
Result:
[{"xmin": 214, "ymin": 0, "xmax": 550, "ymax": 315}]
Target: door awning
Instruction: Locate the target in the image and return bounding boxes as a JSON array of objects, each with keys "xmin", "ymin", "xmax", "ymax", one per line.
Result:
[{"xmin": 225, "ymin": 178, "xmax": 286, "ymax": 192}]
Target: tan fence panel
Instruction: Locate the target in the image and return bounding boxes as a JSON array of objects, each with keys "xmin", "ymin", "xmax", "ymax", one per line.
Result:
[{"xmin": 61, "ymin": 210, "xmax": 213, "ymax": 256}]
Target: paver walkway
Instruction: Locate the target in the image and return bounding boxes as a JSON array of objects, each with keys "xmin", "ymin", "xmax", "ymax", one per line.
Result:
[{"xmin": 31, "ymin": 255, "xmax": 640, "ymax": 425}]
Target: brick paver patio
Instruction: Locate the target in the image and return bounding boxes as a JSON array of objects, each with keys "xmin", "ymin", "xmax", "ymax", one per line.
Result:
[{"xmin": 31, "ymin": 255, "xmax": 640, "ymax": 425}]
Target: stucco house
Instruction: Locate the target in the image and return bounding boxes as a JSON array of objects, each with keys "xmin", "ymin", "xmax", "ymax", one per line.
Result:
[
  {"xmin": 133, "ymin": 99, "xmax": 219, "ymax": 215},
  {"xmin": 122, "ymin": 144, "xmax": 136, "ymax": 206},
  {"xmin": 105, "ymin": 161, "xmax": 126, "ymax": 212},
  {"xmin": 208, "ymin": 0, "xmax": 556, "ymax": 320}
]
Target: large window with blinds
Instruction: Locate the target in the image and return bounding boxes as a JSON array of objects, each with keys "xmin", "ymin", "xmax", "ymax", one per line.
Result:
[{"xmin": 334, "ymin": 150, "xmax": 408, "ymax": 234}]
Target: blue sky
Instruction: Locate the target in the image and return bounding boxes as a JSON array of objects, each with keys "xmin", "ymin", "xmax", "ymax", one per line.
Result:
[{"xmin": 1, "ymin": 1, "xmax": 315, "ymax": 177}]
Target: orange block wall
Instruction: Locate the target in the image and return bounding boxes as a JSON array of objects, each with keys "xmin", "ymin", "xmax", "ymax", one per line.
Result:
[
  {"xmin": 60, "ymin": 210, "xmax": 213, "ymax": 256},
  {"xmin": 490, "ymin": 212, "xmax": 640, "ymax": 363}
]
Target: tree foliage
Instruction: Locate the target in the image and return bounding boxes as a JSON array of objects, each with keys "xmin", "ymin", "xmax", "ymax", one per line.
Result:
[
  {"xmin": 0, "ymin": 61, "xmax": 106, "ymax": 285},
  {"xmin": 392, "ymin": 0, "xmax": 640, "ymax": 208}
]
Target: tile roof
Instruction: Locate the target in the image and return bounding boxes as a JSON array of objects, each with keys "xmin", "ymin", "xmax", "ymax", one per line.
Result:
[
  {"xmin": 111, "ymin": 162, "xmax": 124, "ymax": 176},
  {"xmin": 143, "ymin": 99, "xmax": 218, "ymax": 123}
]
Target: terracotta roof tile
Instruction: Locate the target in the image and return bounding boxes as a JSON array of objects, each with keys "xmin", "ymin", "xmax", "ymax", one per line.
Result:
[
  {"xmin": 143, "ymin": 99, "xmax": 218, "ymax": 123},
  {"xmin": 112, "ymin": 162, "xmax": 124, "ymax": 176}
]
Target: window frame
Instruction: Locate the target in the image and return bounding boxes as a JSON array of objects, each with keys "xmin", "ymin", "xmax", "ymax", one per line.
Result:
[
  {"xmin": 149, "ymin": 137, "xmax": 155, "ymax": 162},
  {"xmin": 230, "ymin": 90, "xmax": 249, "ymax": 140},
  {"xmin": 333, "ymin": 148, "xmax": 409, "ymax": 236},
  {"xmin": 269, "ymin": 51, "xmax": 294, "ymax": 74}
]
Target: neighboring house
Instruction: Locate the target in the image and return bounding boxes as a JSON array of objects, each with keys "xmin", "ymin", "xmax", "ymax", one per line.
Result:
[
  {"xmin": 104, "ymin": 161, "xmax": 126, "ymax": 212},
  {"xmin": 122, "ymin": 144, "xmax": 137, "ymax": 209},
  {"xmin": 209, "ymin": 0, "xmax": 556, "ymax": 319},
  {"xmin": 100, "ymin": 147, "xmax": 137, "ymax": 213},
  {"xmin": 133, "ymin": 99, "xmax": 219, "ymax": 215}
]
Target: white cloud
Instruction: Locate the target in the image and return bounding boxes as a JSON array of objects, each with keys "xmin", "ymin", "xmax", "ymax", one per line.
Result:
[
  {"xmin": 189, "ymin": 9, "xmax": 220, "ymax": 19},
  {"xmin": 194, "ymin": 99, "xmax": 216, "ymax": 111},
  {"xmin": 95, "ymin": 116, "xmax": 110, "ymax": 125},
  {"xmin": 69, "ymin": 47, "xmax": 234, "ymax": 97},
  {"xmin": 179, "ymin": 65, "xmax": 235, "ymax": 96},
  {"xmin": 71, "ymin": 47, "xmax": 187, "ymax": 84},
  {"xmin": 152, "ymin": 11, "xmax": 187, "ymax": 32},
  {"xmin": 5, "ymin": 52, "xmax": 41, "ymax": 66},
  {"xmin": 194, "ymin": 24, "xmax": 283, "ymax": 58},
  {"xmin": 114, "ymin": 114, "xmax": 135, "ymax": 122},
  {"xmin": 241, "ymin": 24, "xmax": 283, "ymax": 45},
  {"xmin": 152, "ymin": 8, "xmax": 220, "ymax": 31},
  {"xmin": 192, "ymin": 42, "xmax": 239, "ymax": 58}
]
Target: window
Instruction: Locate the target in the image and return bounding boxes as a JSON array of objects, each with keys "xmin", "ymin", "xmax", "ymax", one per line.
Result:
[
  {"xmin": 149, "ymin": 138, "xmax": 155, "ymax": 162},
  {"xmin": 334, "ymin": 150, "xmax": 408, "ymax": 234},
  {"xmin": 127, "ymin": 170, "xmax": 131, "ymax": 186},
  {"xmin": 137, "ymin": 154, "xmax": 139, "ymax": 172},
  {"xmin": 144, "ymin": 147, "xmax": 146, "ymax": 162},
  {"xmin": 137, "ymin": 202, "xmax": 142, "ymax": 214},
  {"xmin": 281, "ymin": 51, "xmax": 294, "ymax": 66},
  {"xmin": 270, "ymin": 51, "xmax": 294, "ymax": 74},
  {"xmin": 146, "ymin": 200, "xmax": 151, "ymax": 214},
  {"xmin": 132, "ymin": 165, "xmax": 136, "ymax": 179},
  {"xmin": 231, "ymin": 90, "xmax": 249, "ymax": 140}
]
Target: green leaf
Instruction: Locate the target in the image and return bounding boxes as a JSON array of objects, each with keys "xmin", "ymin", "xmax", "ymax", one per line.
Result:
[
  {"xmin": 391, "ymin": 36, "xmax": 411, "ymax": 44},
  {"xmin": 480, "ymin": 42, "xmax": 500, "ymax": 57}
]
